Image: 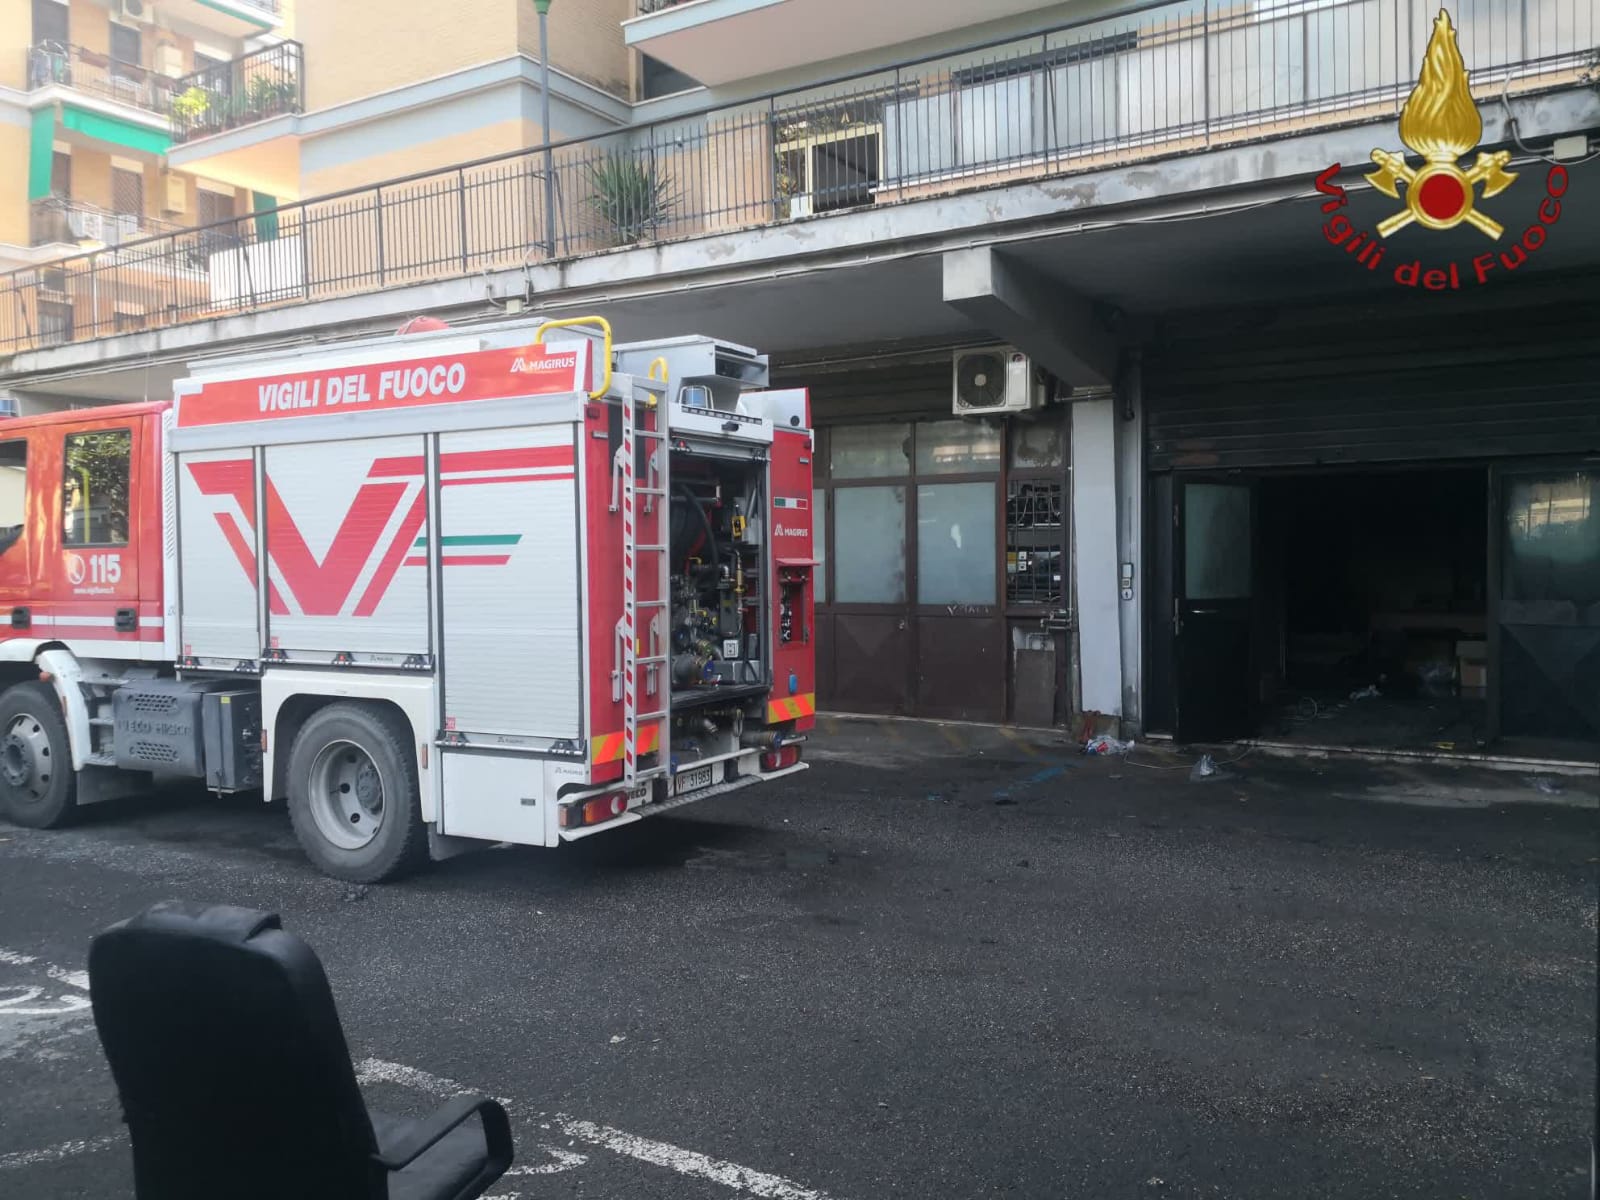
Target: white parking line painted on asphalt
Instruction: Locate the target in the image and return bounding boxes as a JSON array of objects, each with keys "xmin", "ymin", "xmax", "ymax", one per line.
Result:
[
  {"xmin": 356, "ymin": 1058, "xmax": 838, "ymax": 1200},
  {"xmin": 3, "ymin": 1048, "xmax": 833, "ymax": 1199},
  {"xmin": 0, "ymin": 1136, "xmax": 122, "ymax": 1170},
  {"xmin": 0, "ymin": 985, "xmax": 92, "ymax": 1016},
  {"xmin": 553, "ymin": 1117, "xmax": 836, "ymax": 1200},
  {"xmin": 504, "ymin": 1149, "xmax": 589, "ymax": 1174},
  {"xmin": 0, "ymin": 948, "xmax": 95, "ymax": 1016},
  {"xmin": 46, "ymin": 966, "xmax": 90, "ymax": 991}
]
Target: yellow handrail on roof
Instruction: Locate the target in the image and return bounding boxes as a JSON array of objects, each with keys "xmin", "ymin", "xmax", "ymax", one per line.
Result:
[{"xmin": 534, "ymin": 315, "xmax": 612, "ymax": 401}]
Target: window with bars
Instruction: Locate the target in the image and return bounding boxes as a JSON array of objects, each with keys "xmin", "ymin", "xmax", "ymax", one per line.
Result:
[
  {"xmin": 112, "ymin": 168, "xmax": 144, "ymax": 218},
  {"xmin": 197, "ymin": 188, "xmax": 234, "ymax": 226}
]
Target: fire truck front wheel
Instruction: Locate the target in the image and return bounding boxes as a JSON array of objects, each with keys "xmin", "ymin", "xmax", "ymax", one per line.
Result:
[
  {"xmin": 286, "ymin": 703, "xmax": 426, "ymax": 883},
  {"xmin": 0, "ymin": 682, "xmax": 78, "ymax": 829}
]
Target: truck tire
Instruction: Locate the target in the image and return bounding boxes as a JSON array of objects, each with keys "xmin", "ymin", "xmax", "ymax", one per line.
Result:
[
  {"xmin": 0, "ymin": 681, "xmax": 78, "ymax": 829},
  {"xmin": 285, "ymin": 703, "xmax": 426, "ymax": 883}
]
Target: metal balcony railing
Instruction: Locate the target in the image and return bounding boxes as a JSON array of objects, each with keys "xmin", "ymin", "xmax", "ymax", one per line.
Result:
[
  {"xmin": 3, "ymin": 0, "xmax": 1595, "ymax": 356},
  {"xmin": 170, "ymin": 41, "xmax": 304, "ymax": 144},
  {"xmin": 26, "ymin": 41, "xmax": 176, "ymax": 116},
  {"xmin": 29, "ymin": 198, "xmax": 184, "ymax": 248}
]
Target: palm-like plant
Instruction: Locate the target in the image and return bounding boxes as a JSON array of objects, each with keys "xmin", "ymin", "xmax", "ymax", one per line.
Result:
[{"xmin": 583, "ymin": 150, "xmax": 679, "ymax": 246}]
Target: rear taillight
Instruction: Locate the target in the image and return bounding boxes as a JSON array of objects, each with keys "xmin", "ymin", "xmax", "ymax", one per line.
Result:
[
  {"xmin": 558, "ymin": 789, "xmax": 631, "ymax": 830},
  {"xmin": 760, "ymin": 745, "xmax": 800, "ymax": 771}
]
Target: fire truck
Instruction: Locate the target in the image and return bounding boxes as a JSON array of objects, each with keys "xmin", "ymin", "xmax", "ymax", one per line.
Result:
[{"xmin": 0, "ymin": 316, "xmax": 815, "ymax": 881}]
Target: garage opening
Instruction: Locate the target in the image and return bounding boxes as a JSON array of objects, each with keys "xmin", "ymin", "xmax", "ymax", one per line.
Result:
[{"xmin": 1258, "ymin": 467, "xmax": 1488, "ymax": 751}]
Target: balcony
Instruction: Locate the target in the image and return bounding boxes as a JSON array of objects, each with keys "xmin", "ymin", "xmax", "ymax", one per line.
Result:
[
  {"xmin": 29, "ymin": 198, "xmax": 182, "ymax": 249},
  {"xmin": 169, "ymin": 42, "xmax": 304, "ymax": 144},
  {"xmin": 2, "ymin": 0, "xmax": 1595, "ymax": 357},
  {"xmin": 26, "ymin": 41, "xmax": 177, "ymax": 119},
  {"xmin": 623, "ymin": 0, "xmax": 1062, "ymax": 87}
]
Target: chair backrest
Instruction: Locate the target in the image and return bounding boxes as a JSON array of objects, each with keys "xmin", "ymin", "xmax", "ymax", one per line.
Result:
[{"xmin": 89, "ymin": 901, "xmax": 380, "ymax": 1200}]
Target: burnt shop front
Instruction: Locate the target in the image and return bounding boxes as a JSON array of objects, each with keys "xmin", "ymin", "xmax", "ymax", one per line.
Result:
[
  {"xmin": 778, "ymin": 356, "xmax": 1075, "ymax": 727},
  {"xmin": 1141, "ymin": 294, "xmax": 1600, "ymax": 759}
]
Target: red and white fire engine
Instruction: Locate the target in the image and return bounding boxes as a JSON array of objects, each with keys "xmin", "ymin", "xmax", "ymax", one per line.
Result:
[{"xmin": 0, "ymin": 315, "xmax": 815, "ymax": 880}]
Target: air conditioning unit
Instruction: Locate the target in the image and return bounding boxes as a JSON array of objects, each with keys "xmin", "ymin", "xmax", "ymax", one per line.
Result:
[
  {"xmin": 116, "ymin": 0, "xmax": 155, "ymax": 26},
  {"xmin": 952, "ymin": 346, "xmax": 1037, "ymax": 416},
  {"xmin": 68, "ymin": 209, "xmax": 107, "ymax": 242}
]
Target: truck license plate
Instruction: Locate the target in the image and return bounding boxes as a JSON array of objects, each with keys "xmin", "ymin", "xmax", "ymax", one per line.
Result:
[{"xmin": 673, "ymin": 765, "xmax": 714, "ymax": 796}]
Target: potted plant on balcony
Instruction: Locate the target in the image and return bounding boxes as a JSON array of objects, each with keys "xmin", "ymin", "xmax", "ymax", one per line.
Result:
[
  {"xmin": 246, "ymin": 74, "xmax": 297, "ymax": 118},
  {"xmin": 171, "ymin": 86, "xmax": 214, "ymax": 138},
  {"xmin": 773, "ymin": 155, "xmax": 810, "ymax": 219},
  {"xmin": 583, "ymin": 149, "xmax": 679, "ymax": 247}
]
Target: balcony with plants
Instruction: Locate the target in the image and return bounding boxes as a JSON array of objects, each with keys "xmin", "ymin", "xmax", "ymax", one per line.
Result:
[{"xmin": 169, "ymin": 41, "xmax": 304, "ymax": 144}]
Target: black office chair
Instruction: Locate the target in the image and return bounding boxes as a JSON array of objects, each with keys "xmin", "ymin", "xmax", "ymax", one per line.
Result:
[{"xmin": 88, "ymin": 901, "xmax": 513, "ymax": 1200}]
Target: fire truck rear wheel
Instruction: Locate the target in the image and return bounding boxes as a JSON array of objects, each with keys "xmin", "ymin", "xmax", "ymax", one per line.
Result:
[
  {"xmin": 286, "ymin": 703, "xmax": 425, "ymax": 883},
  {"xmin": 0, "ymin": 682, "xmax": 78, "ymax": 829}
]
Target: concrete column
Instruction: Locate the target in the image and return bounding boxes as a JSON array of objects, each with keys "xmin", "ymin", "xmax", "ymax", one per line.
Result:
[
  {"xmin": 1071, "ymin": 395, "xmax": 1122, "ymax": 726},
  {"xmin": 1115, "ymin": 361, "xmax": 1144, "ymax": 733}
]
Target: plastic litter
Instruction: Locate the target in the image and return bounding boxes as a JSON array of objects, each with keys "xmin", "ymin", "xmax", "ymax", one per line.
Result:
[
  {"xmin": 1189, "ymin": 753, "xmax": 1237, "ymax": 782},
  {"xmin": 1526, "ymin": 776, "xmax": 1564, "ymax": 796},
  {"xmin": 1349, "ymin": 685, "xmax": 1381, "ymax": 700},
  {"xmin": 1416, "ymin": 660, "xmax": 1456, "ymax": 698},
  {"xmin": 1084, "ymin": 735, "xmax": 1134, "ymax": 756}
]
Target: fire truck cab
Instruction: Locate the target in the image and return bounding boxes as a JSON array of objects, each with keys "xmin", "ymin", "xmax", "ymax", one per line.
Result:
[{"xmin": 0, "ymin": 316, "xmax": 815, "ymax": 881}]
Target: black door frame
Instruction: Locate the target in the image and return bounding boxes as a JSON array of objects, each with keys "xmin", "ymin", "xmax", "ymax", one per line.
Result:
[
  {"xmin": 1172, "ymin": 474, "xmax": 1258, "ymax": 743},
  {"xmin": 1148, "ymin": 459, "xmax": 1511, "ymax": 744}
]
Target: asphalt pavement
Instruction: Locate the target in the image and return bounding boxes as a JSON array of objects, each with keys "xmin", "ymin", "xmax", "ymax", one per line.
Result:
[{"xmin": 1, "ymin": 719, "xmax": 1595, "ymax": 1199}]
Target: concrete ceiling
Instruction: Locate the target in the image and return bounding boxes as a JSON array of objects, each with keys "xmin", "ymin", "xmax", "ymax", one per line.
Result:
[{"xmin": 624, "ymin": 0, "xmax": 1062, "ymax": 87}]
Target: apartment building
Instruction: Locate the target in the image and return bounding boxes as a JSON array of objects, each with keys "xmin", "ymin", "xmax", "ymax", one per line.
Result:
[
  {"xmin": 1, "ymin": 0, "xmax": 296, "ymax": 277},
  {"xmin": 0, "ymin": 0, "xmax": 1596, "ymax": 755}
]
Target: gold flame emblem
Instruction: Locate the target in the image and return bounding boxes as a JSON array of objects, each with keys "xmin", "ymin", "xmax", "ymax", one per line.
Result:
[{"xmin": 1367, "ymin": 8, "xmax": 1516, "ymax": 239}]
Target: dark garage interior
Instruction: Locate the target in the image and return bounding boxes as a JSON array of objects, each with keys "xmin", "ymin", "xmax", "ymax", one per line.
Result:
[{"xmin": 1257, "ymin": 467, "xmax": 1489, "ymax": 750}]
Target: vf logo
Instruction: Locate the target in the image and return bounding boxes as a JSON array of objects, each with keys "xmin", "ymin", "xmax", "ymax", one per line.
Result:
[{"xmin": 65, "ymin": 553, "xmax": 86, "ymax": 586}]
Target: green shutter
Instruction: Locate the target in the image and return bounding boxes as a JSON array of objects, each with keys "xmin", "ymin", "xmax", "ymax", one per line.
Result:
[
  {"xmin": 252, "ymin": 192, "xmax": 279, "ymax": 241},
  {"xmin": 29, "ymin": 109, "xmax": 57, "ymax": 201}
]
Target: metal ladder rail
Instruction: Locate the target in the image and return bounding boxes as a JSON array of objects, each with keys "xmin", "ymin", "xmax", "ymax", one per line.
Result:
[{"xmin": 621, "ymin": 384, "xmax": 671, "ymax": 787}]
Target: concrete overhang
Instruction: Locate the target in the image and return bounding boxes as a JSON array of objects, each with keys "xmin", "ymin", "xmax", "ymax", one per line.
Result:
[
  {"xmin": 166, "ymin": 116, "xmax": 302, "ymax": 198},
  {"xmin": 160, "ymin": 0, "xmax": 283, "ymax": 38},
  {"xmin": 942, "ymin": 247, "xmax": 1119, "ymax": 390},
  {"xmin": 623, "ymin": 0, "xmax": 1059, "ymax": 87},
  {"xmin": 6, "ymin": 87, "xmax": 1598, "ymax": 391}
]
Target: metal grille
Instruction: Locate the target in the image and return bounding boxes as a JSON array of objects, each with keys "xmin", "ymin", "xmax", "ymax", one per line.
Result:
[
  {"xmin": 127, "ymin": 741, "xmax": 180, "ymax": 764},
  {"xmin": 3, "ymin": 0, "xmax": 1593, "ymax": 354},
  {"xmin": 1006, "ymin": 480, "xmax": 1065, "ymax": 606},
  {"xmin": 111, "ymin": 169, "xmax": 143, "ymax": 219}
]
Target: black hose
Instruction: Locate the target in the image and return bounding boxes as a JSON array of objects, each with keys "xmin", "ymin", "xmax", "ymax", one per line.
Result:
[{"xmin": 674, "ymin": 482, "xmax": 719, "ymax": 572}]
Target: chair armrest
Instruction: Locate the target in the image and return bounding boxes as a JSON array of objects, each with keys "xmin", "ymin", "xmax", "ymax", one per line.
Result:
[{"xmin": 372, "ymin": 1094, "xmax": 513, "ymax": 1173}]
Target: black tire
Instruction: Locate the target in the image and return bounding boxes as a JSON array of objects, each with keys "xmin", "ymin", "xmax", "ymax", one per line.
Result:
[
  {"xmin": 0, "ymin": 681, "xmax": 78, "ymax": 829},
  {"xmin": 285, "ymin": 703, "xmax": 426, "ymax": 883}
]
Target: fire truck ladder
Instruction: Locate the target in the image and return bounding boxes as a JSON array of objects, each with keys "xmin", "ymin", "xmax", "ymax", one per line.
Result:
[{"xmin": 620, "ymin": 371, "xmax": 671, "ymax": 789}]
